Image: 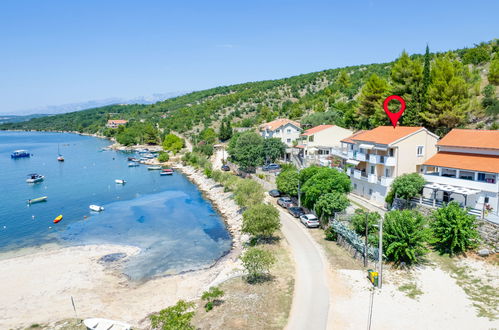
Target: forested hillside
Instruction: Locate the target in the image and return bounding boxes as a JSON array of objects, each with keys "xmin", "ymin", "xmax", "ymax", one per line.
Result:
[{"xmin": 2, "ymin": 40, "xmax": 498, "ymax": 144}]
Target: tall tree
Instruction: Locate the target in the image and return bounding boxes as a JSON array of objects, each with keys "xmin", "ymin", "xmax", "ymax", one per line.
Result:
[
  {"xmin": 420, "ymin": 54, "xmax": 471, "ymax": 133},
  {"xmin": 227, "ymin": 131, "xmax": 264, "ymax": 170},
  {"xmin": 421, "ymin": 45, "xmax": 432, "ymax": 112},
  {"xmin": 488, "ymin": 56, "xmax": 499, "ymax": 85},
  {"xmin": 390, "ymin": 51, "xmax": 424, "ymax": 126},
  {"xmin": 356, "ymin": 73, "xmax": 390, "ymax": 128}
]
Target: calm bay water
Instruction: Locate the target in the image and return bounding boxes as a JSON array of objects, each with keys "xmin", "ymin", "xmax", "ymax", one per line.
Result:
[{"xmin": 0, "ymin": 131, "xmax": 231, "ymax": 280}]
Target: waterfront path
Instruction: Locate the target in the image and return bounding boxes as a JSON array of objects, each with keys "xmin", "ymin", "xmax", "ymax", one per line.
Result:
[{"xmin": 266, "ymin": 195, "xmax": 332, "ymax": 330}]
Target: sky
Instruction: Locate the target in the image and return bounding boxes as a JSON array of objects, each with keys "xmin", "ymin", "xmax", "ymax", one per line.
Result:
[{"xmin": 1, "ymin": 0, "xmax": 498, "ymax": 114}]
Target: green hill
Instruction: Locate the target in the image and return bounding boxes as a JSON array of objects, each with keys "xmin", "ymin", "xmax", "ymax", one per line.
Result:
[{"xmin": 1, "ymin": 40, "xmax": 497, "ymax": 143}]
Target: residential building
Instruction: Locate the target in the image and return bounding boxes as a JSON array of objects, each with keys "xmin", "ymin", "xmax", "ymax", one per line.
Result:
[
  {"xmin": 341, "ymin": 126, "xmax": 439, "ymax": 206},
  {"xmin": 259, "ymin": 119, "xmax": 301, "ymax": 146},
  {"xmin": 106, "ymin": 119, "xmax": 128, "ymax": 128},
  {"xmin": 296, "ymin": 124, "xmax": 353, "ymax": 167},
  {"xmin": 419, "ymin": 129, "xmax": 499, "ymax": 221}
]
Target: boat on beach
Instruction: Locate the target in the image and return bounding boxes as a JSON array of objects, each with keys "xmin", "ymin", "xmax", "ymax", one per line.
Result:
[
  {"xmin": 27, "ymin": 196, "xmax": 48, "ymax": 204},
  {"xmin": 11, "ymin": 150, "xmax": 30, "ymax": 158},
  {"xmin": 147, "ymin": 166, "xmax": 162, "ymax": 170},
  {"xmin": 53, "ymin": 215, "xmax": 63, "ymax": 223},
  {"xmin": 89, "ymin": 205, "xmax": 104, "ymax": 212},
  {"xmin": 26, "ymin": 173, "xmax": 45, "ymax": 183},
  {"xmin": 83, "ymin": 318, "xmax": 131, "ymax": 330},
  {"xmin": 115, "ymin": 179, "xmax": 126, "ymax": 184}
]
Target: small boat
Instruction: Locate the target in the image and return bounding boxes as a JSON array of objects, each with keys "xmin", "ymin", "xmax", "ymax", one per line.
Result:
[
  {"xmin": 27, "ymin": 196, "xmax": 48, "ymax": 204},
  {"xmin": 128, "ymin": 162, "xmax": 139, "ymax": 167},
  {"xmin": 147, "ymin": 166, "xmax": 162, "ymax": 170},
  {"xmin": 89, "ymin": 205, "xmax": 104, "ymax": 212},
  {"xmin": 115, "ymin": 179, "xmax": 126, "ymax": 184},
  {"xmin": 143, "ymin": 153, "xmax": 155, "ymax": 159},
  {"xmin": 83, "ymin": 318, "xmax": 131, "ymax": 330},
  {"xmin": 160, "ymin": 168, "xmax": 174, "ymax": 176},
  {"xmin": 53, "ymin": 215, "xmax": 63, "ymax": 223},
  {"xmin": 26, "ymin": 173, "xmax": 45, "ymax": 183},
  {"xmin": 57, "ymin": 155, "xmax": 64, "ymax": 162},
  {"xmin": 11, "ymin": 150, "xmax": 30, "ymax": 158}
]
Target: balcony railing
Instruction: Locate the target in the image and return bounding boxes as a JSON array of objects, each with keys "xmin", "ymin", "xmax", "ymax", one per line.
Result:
[
  {"xmin": 385, "ymin": 157, "xmax": 396, "ymax": 166},
  {"xmin": 353, "ymin": 169, "xmax": 362, "ymax": 179},
  {"xmin": 355, "ymin": 152, "xmax": 367, "ymax": 162},
  {"xmin": 368, "ymin": 174, "xmax": 377, "ymax": 183},
  {"xmin": 380, "ymin": 176, "xmax": 394, "ymax": 186},
  {"xmin": 423, "ymin": 174, "xmax": 498, "ymax": 192}
]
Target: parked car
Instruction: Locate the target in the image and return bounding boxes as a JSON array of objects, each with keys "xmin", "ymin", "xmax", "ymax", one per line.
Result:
[
  {"xmin": 268, "ymin": 189, "xmax": 281, "ymax": 197},
  {"xmin": 288, "ymin": 206, "xmax": 305, "ymax": 218},
  {"xmin": 300, "ymin": 214, "xmax": 320, "ymax": 228},
  {"xmin": 263, "ymin": 163, "xmax": 281, "ymax": 171},
  {"xmin": 277, "ymin": 197, "xmax": 294, "ymax": 208},
  {"xmin": 221, "ymin": 164, "xmax": 230, "ymax": 171}
]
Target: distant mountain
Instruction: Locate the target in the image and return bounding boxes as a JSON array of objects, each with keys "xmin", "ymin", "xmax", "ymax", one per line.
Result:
[
  {"xmin": 0, "ymin": 114, "xmax": 50, "ymax": 124},
  {"xmin": 1, "ymin": 91, "xmax": 188, "ymax": 116}
]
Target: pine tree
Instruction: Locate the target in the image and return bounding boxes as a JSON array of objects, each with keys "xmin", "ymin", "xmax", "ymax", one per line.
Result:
[
  {"xmin": 219, "ymin": 121, "xmax": 226, "ymax": 141},
  {"xmin": 356, "ymin": 73, "xmax": 390, "ymax": 128},
  {"xmin": 420, "ymin": 54, "xmax": 471, "ymax": 133},
  {"xmin": 421, "ymin": 45, "xmax": 431, "ymax": 112},
  {"xmin": 390, "ymin": 50, "xmax": 423, "ymax": 126}
]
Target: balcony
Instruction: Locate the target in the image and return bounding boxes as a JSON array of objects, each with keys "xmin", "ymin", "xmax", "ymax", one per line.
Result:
[
  {"xmin": 368, "ymin": 154, "xmax": 377, "ymax": 164},
  {"xmin": 380, "ymin": 176, "xmax": 394, "ymax": 186},
  {"xmin": 347, "ymin": 151, "xmax": 354, "ymax": 159},
  {"xmin": 385, "ymin": 157, "xmax": 396, "ymax": 166},
  {"xmin": 353, "ymin": 169, "xmax": 362, "ymax": 179},
  {"xmin": 355, "ymin": 152, "xmax": 367, "ymax": 162},
  {"xmin": 423, "ymin": 174, "xmax": 498, "ymax": 192},
  {"xmin": 368, "ymin": 174, "xmax": 377, "ymax": 183}
]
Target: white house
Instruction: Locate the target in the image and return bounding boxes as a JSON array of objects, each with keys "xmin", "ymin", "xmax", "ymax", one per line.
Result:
[
  {"xmin": 296, "ymin": 124, "xmax": 353, "ymax": 167},
  {"xmin": 340, "ymin": 126, "xmax": 439, "ymax": 206},
  {"xmin": 419, "ymin": 129, "xmax": 499, "ymax": 221},
  {"xmin": 259, "ymin": 119, "xmax": 301, "ymax": 146}
]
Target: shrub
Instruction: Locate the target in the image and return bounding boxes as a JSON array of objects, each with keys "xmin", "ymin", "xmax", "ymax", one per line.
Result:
[
  {"xmin": 301, "ymin": 167, "xmax": 351, "ymax": 209},
  {"xmin": 351, "ymin": 209, "xmax": 381, "ymax": 236},
  {"xmin": 383, "ymin": 210, "xmax": 430, "ymax": 265},
  {"xmin": 242, "ymin": 203, "xmax": 281, "ymax": 239},
  {"xmin": 276, "ymin": 169, "xmax": 300, "ymax": 196},
  {"xmin": 241, "ymin": 247, "xmax": 276, "ymax": 282},
  {"xmin": 150, "ymin": 300, "xmax": 195, "ymax": 330},
  {"xmin": 201, "ymin": 286, "xmax": 224, "ymax": 312},
  {"xmin": 162, "ymin": 133, "xmax": 184, "ymax": 154},
  {"xmin": 430, "ymin": 202, "xmax": 480, "ymax": 256},
  {"xmin": 158, "ymin": 152, "xmax": 169, "ymax": 162},
  {"xmin": 234, "ymin": 179, "xmax": 264, "ymax": 208},
  {"xmin": 324, "ymin": 226, "xmax": 337, "ymax": 241},
  {"xmin": 314, "ymin": 192, "xmax": 350, "ymax": 227},
  {"xmin": 386, "ymin": 173, "xmax": 425, "ymax": 205}
]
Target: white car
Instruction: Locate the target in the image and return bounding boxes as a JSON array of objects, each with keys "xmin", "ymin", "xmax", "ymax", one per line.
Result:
[{"xmin": 300, "ymin": 214, "xmax": 320, "ymax": 228}]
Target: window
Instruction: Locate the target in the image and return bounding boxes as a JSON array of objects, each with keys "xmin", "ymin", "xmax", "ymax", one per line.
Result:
[
  {"xmin": 417, "ymin": 146, "xmax": 424, "ymax": 156},
  {"xmin": 477, "ymin": 173, "xmax": 486, "ymax": 182},
  {"xmin": 275, "ymin": 129, "xmax": 280, "ymax": 133},
  {"xmin": 385, "ymin": 168, "xmax": 390, "ymax": 177},
  {"xmin": 354, "ymin": 183, "xmax": 357, "ymax": 189},
  {"xmin": 369, "ymin": 189, "xmax": 373, "ymax": 195},
  {"xmin": 389, "ymin": 148, "xmax": 394, "ymax": 157},
  {"xmin": 286, "ymin": 138, "xmax": 291, "ymax": 143},
  {"xmin": 370, "ymin": 166, "xmax": 375, "ymax": 174},
  {"xmin": 485, "ymin": 197, "xmax": 490, "ymax": 203},
  {"xmin": 350, "ymin": 144, "xmax": 354, "ymax": 150},
  {"xmin": 287, "ymin": 129, "xmax": 291, "ymax": 134},
  {"xmin": 309, "ymin": 135, "xmax": 314, "ymax": 142}
]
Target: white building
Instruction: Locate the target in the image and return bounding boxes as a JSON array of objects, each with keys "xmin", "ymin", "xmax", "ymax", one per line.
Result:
[
  {"xmin": 296, "ymin": 124, "xmax": 353, "ymax": 167},
  {"xmin": 106, "ymin": 119, "xmax": 128, "ymax": 128},
  {"xmin": 420, "ymin": 129, "xmax": 499, "ymax": 221},
  {"xmin": 259, "ymin": 119, "xmax": 301, "ymax": 146},
  {"xmin": 340, "ymin": 126, "xmax": 439, "ymax": 206}
]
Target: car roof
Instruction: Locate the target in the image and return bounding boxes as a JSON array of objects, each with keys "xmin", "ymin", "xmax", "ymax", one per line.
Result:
[{"xmin": 303, "ymin": 214, "xmax": 317, "ymax": 219}]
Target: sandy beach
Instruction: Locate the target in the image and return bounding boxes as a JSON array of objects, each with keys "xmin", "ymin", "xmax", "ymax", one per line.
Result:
[{"xmin": 0, "ymin": 164, "xmax": 246, "ymax": 329}]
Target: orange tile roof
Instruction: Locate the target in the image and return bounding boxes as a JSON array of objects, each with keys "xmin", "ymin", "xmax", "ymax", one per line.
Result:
[
  {"xmin": 351, "ymin": 126, "xmax": 425, "ymax": 145},
  {"xmin": 260, "ymin": 119, "xmax": 301, "ymax": 131},
  {"xmin": 341, "ymin": 130, "xmax": 366, "ymax": 144},
  {"xmin": 108, "ymin": 119, "xmax": 128, "ymax": 124},
  {"xmin": 302, "ymin": 125, "xmax": 334, "ymax": 136},
  {"xmin": 424, "ymin": 152, "xmax": 499, "ymax": 173},
  {"xmin": 437, "ymin": 129, "xmax": 499, "ymax": 150}
]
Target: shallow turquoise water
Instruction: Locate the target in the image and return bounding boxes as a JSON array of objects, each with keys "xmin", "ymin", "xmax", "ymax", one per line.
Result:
[{"xmin": 0, "ymin": 131, "xmax": 231, "ymax": 280}]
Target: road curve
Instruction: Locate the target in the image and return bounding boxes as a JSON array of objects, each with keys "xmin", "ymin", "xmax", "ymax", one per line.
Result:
[{"xmin": 270, "ymin": 199, "xmax": 331, "ymax": 330}]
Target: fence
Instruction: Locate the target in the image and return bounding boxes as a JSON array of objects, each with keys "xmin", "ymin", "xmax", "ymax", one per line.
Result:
[{"xmin": 331, "ymin": 220, "xmax": 379, "ymax": 260}]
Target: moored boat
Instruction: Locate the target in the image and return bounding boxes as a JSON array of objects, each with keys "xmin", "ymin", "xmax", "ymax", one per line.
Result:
[
  {"xmin": 147, "ymin": 166, "xmax": 162, "ymax": 170},
  {"xmin": 57, "ymin": 155, "xmax": 64, "ymax": 162},
  {"xmin": 128, "ymin": 162, "xmax": 139, "ymax": 167},
  {"xmin": 53, "ymin": 215, "xmax": 63, "ymax": 223},
  {"xmin": 89, "ymin": 205, "xmax": 104, "ymax": 212},
  {"xmin": 26, "ymin": 173, "xmax": 45, "ymax": 183},
  {"xmin": 115, "ymin": 179, "xmax": 126, "ymax": 184},
  {"xmin": 160, "ymin": 168, "xmax": 174, "ymax": 176},
  {"xmin": 83, "ymin": 318, "xmax": 131, "ymax": 330},
  {"xmin": 11, "ymin": 150, "xmax": 30, "ymax": 158},
  {"xmin": 27, "ymin": 196, "xmax": 48, "ymax": 204}
]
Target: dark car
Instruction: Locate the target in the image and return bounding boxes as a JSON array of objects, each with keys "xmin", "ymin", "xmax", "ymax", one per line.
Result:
[
  {"xmin": 277, "ymin": 197, "xmax": 294, "ymax": 208},
  {"xmin": 268, "ymin": 189, "xmax": 281, "ymax": 197},
  {"xmin": 221, "ymin": 164, "xmax": 230, "ymax": 171},
  {"xmin": 263, "ymin": 163, "xmax": 281, "ymax": 171},
  {"xmin": 288, "ymin": 206, "xmax": 305, "ymax": 218}
]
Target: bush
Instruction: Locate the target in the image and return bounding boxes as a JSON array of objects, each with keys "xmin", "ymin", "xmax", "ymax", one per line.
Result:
[
  {"xmin": 386, "ymin": 173, "xmax": 425, "ymax": 205},
  {"xmin": 234, "ymin": 179, "xmax": 264, "ymax": 208},
  {"xmin": 383, "ymin": 210, "xmax": 430, "ymax": 265},
  {"xmin": 158, "ymin": 152, "xmax": 169, "ymax": 162},
  {"xmin": 241, "ymin": 247, "xmax": 276, "ymax": 282},
  {"xmin": 314, "ymin": 192, "xmax": 350, "ymax": 227},
  {"xmin": 324, "ymin": 226, "xmax": 337, "ymax": 241},
  {"xmin": 201, "ymin": 286, "xmax": 224, "ymax": 312},
  {"xmin": 301, "ymin": 167, "xmax": 351, "ymax": 209},
  {"xmin": 242, "ymin": 203, "xmax": 281, "ymax": 239},
  {"xmin": 162, "ymin": 133, "xmax": 184, "ymax": 154},
  {"xmin": 430, "ymin": 202, "xmax": 480, "ymax": 256},
  {"xmin": 351, "ymin": 209, "xmax": 381, "ymax": 236},
  {"xmin": 150, "ymin": 300, "xmax": 195, "ymax": 330},
  {"xmin": 276, "ymin": 169, "xmax": 300, "ymax": 196}
]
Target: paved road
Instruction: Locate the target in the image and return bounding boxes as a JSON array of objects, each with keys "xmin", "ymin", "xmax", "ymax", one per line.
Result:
[{"xmin": 269, "ymin": 198, "xmax": 331, "ymax": 330}]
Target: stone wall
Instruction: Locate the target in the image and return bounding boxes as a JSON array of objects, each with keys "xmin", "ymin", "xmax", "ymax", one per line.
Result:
[{"xmin": 477, "ymin": 219, "xmax": 499, "ymax": 252}]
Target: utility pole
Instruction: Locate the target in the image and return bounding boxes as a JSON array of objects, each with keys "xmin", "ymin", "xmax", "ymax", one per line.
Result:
[
  {"xmin": 364, "ymin": 212, "xmax": 368, "ymax": 267},
  {"xmin": 378, "ymin": 216, "xmax": 383, "ymax": 289},
  {"xmin": 297, "ymin": 177, "xmax": 301, "ymax": 207}
]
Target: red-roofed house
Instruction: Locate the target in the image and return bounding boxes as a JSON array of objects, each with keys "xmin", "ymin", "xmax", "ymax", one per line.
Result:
[
  {"xmin": 106, "ymin": 119, "xmax": 128, "ymax": 128},
  {"xmin": 341, "ymin": 126, "xmax": 439, "ymax": 205},
  {"xmin": 419, "ymin": 129, "xmax": 499, "ymax": 221},
  {"xmin": 259, "ymin": 119, "xmax": 301, "ymax": 146},
  {"xmin": 298, "ymin": 125, "xmax": 353, "ymax": 166}
]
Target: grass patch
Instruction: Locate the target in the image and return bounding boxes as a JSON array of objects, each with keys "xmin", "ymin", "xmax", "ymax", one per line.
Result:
[
  {"xmin": 192, "ymin": 230, "xmax": 294, "ymax": 329},
  {"xmin": 431, "ymin": 252, "xmax": 499, "ymax": 320},
  {"xmin": 398, "ymin": 282, "xmax": 423, "ymax": 299}
]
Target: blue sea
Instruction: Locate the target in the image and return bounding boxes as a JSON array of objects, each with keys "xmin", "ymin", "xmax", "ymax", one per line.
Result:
[{"xmin": 0, "ymin": 131, "xmax": 231, "ymax": 280}]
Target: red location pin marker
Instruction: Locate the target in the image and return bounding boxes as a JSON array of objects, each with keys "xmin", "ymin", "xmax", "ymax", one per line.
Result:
[{"xmin": 383, "ymin": 95, "xmax": 406, "ymax": 128}]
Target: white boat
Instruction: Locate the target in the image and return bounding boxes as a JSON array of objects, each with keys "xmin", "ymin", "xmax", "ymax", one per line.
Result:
[
  {"xmin": 128, "ymin": 162, "xmax": 139, "ymax": 167},
  {"xmin": 89, "ymin": 205, "xmax": 104, "ymax": 212},
  {"xmin": 26, "ymin": 173, "xmax": 45, "ymax": 183},
  {"xmin": 147, "ymin": 166, "xmax": 162, "ymax": 170},
  {"xmin": 83, "ymin": 318, "xmax": 131, "ymax": 330},
  {"xmin": 115, "ymin": 179, "xmax": 126, "ymax": 184}
]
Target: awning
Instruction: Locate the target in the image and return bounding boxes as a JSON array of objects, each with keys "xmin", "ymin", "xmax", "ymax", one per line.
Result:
[
  {"xmin": 358, "ymin": 144, "xmax": 374, "ymax": 150},
  {"xmin": 374, "ymin": 146, "xmax": 388, "ymax": 151},
  {"xmin": 424, "ymin": 183, "xmax": 480, "ymax": 196},
  {"xmin": 346, "ymin": 159, "xmax": 360, "ymax": 166}
]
